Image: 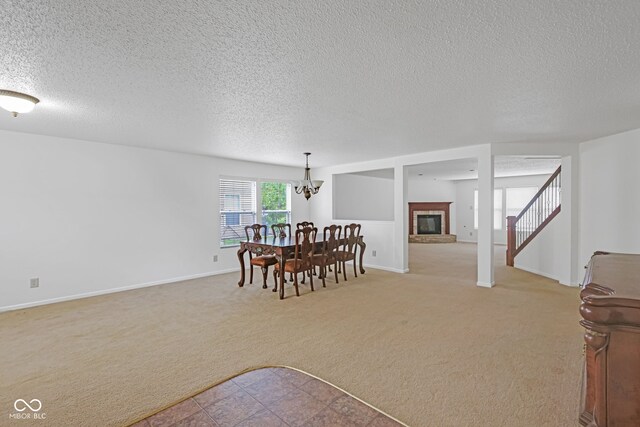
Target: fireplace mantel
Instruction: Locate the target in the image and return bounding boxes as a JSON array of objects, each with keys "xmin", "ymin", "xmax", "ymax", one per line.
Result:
[{"xmin": 408, "ymin": 202, "xmax": 452, "ymax": 235}]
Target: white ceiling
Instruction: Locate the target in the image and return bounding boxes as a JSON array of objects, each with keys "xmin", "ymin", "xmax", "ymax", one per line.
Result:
[{"xmin": 2, "ymin": 1, "xmax": 640, "ymax": 167}]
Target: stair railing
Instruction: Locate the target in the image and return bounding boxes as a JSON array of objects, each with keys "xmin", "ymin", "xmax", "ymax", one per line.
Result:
[{"xmin": 506, "ymin": 166, "xmax": 562, "ymax": 266}]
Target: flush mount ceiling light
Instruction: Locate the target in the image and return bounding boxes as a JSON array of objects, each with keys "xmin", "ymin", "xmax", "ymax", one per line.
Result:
[
  {"xmin": 294, "ymin": 152, "xmax": 323, "ymax": 200},
  {"xmin": 0, "ymin": 90, "xmax": 40, "ymax": 117}
]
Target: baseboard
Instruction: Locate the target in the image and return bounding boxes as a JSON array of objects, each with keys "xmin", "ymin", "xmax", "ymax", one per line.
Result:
[
  {"xmin": 0, "ymin": 268, "xmax": 241, "ymax": 313},
  {"xmin": 448, "ymin": 240, "xmax": 507, "ymax": 246},
  {"xmin": 513, "ymin": 264, "xmax": 559, "ymax": 282},
  {"xmin": 363, "ymin": 264, "xmax": 409, "ymax": 274},
  {"xmin": 476, "ymin": 281, "xmax": 495, "ymax": 288}
]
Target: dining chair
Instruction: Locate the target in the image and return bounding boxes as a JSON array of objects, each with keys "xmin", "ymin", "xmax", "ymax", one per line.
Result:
[
  {"xmin": 296, "ymin": 221, "xmax": 314, "ymax": 229},
  {"xmin": 271, "ymin": 223, "xmax": 292, "ymax": 238},
  {"xmin": 296, "ymin": 221, "xmax": 316, "ymax": 276},
  {"xmin": 273, "ymin": 226, "xmax": 317, "ymax": 297},
  {"xmin": 335, "ymin": 223, "xmax": 361, "ymax": 281},
  {"xmin": 244, "ymin": 224, "xmax": 277, "ymax": 289},
  {"xmin": 311, "ymin": 224, "xmax": 342, "ymax": 287},
  {"xmin": 272, "ymin": 223, "xmax": 294, "ymax": 281}
]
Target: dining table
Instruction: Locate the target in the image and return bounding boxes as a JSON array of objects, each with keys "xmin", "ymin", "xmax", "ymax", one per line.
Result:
[{"xmin": 237, "ymin": 235, "xmax": 366, "ymax": 299}]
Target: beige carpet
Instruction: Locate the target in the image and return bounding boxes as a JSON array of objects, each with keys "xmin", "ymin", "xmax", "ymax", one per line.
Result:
[{"xmin": 0, "ymin": 243, "xmax": 583, "ymax": 427}]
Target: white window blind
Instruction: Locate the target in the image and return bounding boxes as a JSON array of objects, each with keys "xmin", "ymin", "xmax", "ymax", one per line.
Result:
[
  {"xmin": 220, "ymin": 179, "xmax": 256, "ymax": 247},
  {"xmin": 474, "ymin": 189, "xmax": 503, "ymax": 230},
  {"xmin": 506, "ymin": 187, "xmax": 539, "ymax": 219}
]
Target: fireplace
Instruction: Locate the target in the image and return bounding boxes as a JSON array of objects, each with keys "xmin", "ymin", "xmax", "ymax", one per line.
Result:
[
  {"xmin": 408, "ymin": 202, "xmax": 456, "ymax": 243},
  {"xmin": 417, "ymin": 214, "xmax": 442, "ymax": 234}
]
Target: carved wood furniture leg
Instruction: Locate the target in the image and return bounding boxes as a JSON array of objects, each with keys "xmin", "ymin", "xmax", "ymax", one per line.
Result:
[
  {"xmin": 358, "ymin": 238, "xmax": 366, "ymax": 274},
  {"xmin": 261, "ymin": 267, "xmax": 268, "ymax": 289},
  {"xmin": 237, "ymin": 245, "xmax": 247, "ymax": 287},
  {"xmin": 582, "ymin": 328, "xmax": 610, "ymax": 426},
  {"xmin": 278, "ymin": 250, "xmax": 286, "ymax": 299},
  {"xmin": 293, "ymin": 272, "xmax": 300, "ymax": 296}
]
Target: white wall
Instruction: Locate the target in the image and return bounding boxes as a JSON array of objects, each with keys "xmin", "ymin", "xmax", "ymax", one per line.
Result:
[
  {"xmin": 407, "ymin": 178, "xmax": 457, "ymax": 234},
  {"xmin": 309, "ymin": 172, "xmax": 397, "ymax": 272},
  {"xmin": 580, "ymin": 128, "xmax": 640, "ymax": 269},
  {"xmin": 455, "ymin": 174, "xmax": 551, "ymax": 244},
  {"xmin": 514, "ymin": 212, "xmax": 563, "ymax": 280},
  {"xmin": 0, "ymin": 130, "xmax": 309, "ymax": 310},
  {"xmin": 310, "ymin": 144, "xmax": 490, "ymax": 274},
  {"xmin": 334, "ymin": 173, "xmax": 394, "ymax": 221}
]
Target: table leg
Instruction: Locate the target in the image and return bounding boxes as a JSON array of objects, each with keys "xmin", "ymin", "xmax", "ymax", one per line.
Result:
[
  {"xmin": 237, "ymin": 245, "xmax": 247, "ymax": 287},
  {"xmin": 358, "ymin": 238, "xmax": 366, "ymax": 274},
  {"xmin": 277, "ymin": 252, "xmax": 286, "ymax": 300}
]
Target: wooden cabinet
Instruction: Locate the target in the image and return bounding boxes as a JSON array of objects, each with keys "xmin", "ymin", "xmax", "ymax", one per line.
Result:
[{"xmin": 580, "ymin": 252, "xmax": 640, "ymax": 426}]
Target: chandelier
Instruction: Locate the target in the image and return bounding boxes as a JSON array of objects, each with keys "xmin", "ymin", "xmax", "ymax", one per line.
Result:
[{"xmin": 294, "ymin": 152, "xmax": 323, "ymax": 200}]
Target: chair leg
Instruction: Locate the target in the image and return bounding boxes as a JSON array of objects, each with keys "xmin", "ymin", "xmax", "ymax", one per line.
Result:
[
  {"xmin": 272, "ymin": 269, "xmax": 278, "ymax": 292},
  {"xmin": 320, "ymin": 263, "xmax": 326, "ymax": 288},
  {"xmin": 334, "ymin": 261, "xmax": 339, "ymax": 283},
  {"xmin": 249, "ymin": 266, "xmax": 254, "ymax": 284},
  {"xmin": 343, "ymin": 261, "xmax": 347, "ymax": 281},
  {"xmin": 309, "ymin": 269, "xmax": 314, "ymax": 291},
  {"xmin": 293, "ymin": 272, "xmax": 300, "ymax": 297},
  {"xmin": 261, "ymin": 267, "xmax": 269, "ymax": 289},
  {"xmin": 353, "ymin": 260, "xmax": 357, "ymax": 278}
]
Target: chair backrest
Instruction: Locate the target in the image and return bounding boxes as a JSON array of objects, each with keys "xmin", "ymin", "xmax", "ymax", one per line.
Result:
[
  {"xmin": 323, "ymin": 224, "xmax": 342, "ymax": 256},
  {"xmin": 294, "ymin": 226, "xmax": 317, "ymax": 264},
  {"xmin": 271, "ymin": 223, "xmax": 292, "ymax": 238},
  {"xmin": 245, "ymin": 224, "xmax": 267, "ymax": 241},
  {"xmin": 296, "ymin": 221, "xmax": 314, "ymax": 230},
  {"xmin": 342, "ymin": 223, "xmax": 361, "ymax": 253}
]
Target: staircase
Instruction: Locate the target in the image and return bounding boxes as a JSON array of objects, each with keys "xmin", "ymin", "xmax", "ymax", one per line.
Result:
[{"xmin": 506, "ymin": 166, "xmax": 561, "ymax": 266}]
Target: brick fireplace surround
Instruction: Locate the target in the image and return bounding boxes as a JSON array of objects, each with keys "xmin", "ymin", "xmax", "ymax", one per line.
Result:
[{"xmin": 408, "ymin": 202, "xmax": 456, "ymax": 243}]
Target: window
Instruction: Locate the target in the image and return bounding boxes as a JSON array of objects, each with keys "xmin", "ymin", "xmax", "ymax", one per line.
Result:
[
  {"xmin": 220, "ymin": 179, "xmax": 256, "ymax": 247},
  {"xmin": 260, "ymin": 181, "xmax": 291, "ymax": 231},
  {"xmin": 219, "ymin": 179, "xmax": 291, "ymax": 247},
  {"xmin": 474, "ymin": 189, "xmax": 503, "ymax": 230},
  {"xmin": 506, "ymin": 187, "xmax": 538, "ymax": 219}
]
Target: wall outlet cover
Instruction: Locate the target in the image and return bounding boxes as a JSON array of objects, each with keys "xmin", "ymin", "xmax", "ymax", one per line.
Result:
[
  {"xmin": 213, "ymin": 255, "xmax": 218, "ymax": 262},
  {"xmin": 30, "ymin": 278, "xmax": 39, "ymax": 288}
]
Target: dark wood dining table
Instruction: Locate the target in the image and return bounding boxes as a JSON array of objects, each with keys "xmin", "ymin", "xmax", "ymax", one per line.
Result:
[{"xmin": 237, "ymin": 235, "xmax": 366, "ymax": 299}]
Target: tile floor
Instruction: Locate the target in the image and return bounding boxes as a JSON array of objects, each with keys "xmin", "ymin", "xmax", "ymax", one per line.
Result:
[{"xmin": 130, "ymin": 367, "xmax": 403, "ymax": 427}]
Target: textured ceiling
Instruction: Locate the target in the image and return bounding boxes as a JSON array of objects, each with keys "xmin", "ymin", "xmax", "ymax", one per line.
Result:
[{"xmin": 2, "ymin": 1, "xmax": 640, "ymax": 167}]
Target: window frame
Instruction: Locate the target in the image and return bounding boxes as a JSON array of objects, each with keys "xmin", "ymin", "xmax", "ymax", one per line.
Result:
[
  {"xmin": 473, "ymin": 188, "xmax": 504, "ymax": 231},
  {"xmin": 219, "ymin": 176, "xmax": 292, "ymax": 248}
]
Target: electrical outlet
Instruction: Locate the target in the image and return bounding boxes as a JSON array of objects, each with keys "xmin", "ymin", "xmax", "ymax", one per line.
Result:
[
  {"xmin": 372, "ymin": 250, "xmax": 377, "ymax": 257},
  {"xmin": 213, "ymin": 255, "xmax": 218, "ymax": 262},
  {"xmin": 30, "ymin": 278, "xmax": 39, "ymax": 288}
]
